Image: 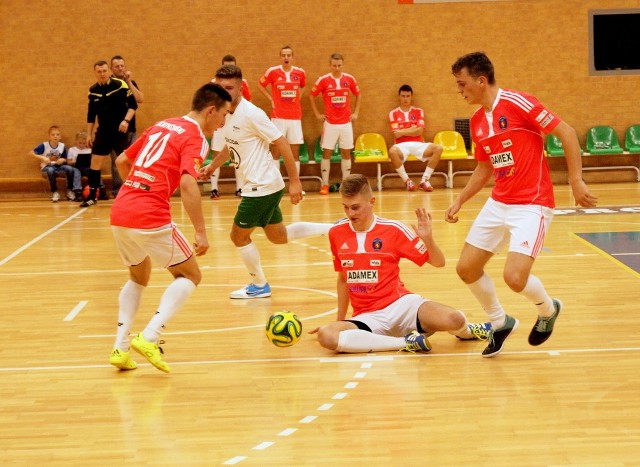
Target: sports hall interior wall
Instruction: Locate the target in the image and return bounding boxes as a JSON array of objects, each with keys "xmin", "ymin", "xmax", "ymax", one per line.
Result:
[{"xmin": 2, "ymin": 0, "xmax": 638, "ymax": 195}]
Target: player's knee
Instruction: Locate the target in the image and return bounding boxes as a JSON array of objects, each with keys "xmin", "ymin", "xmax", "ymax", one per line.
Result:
[
  {"xmin": 316, "ymin": 326, "xmax": 339, "ymax": 351},
  {"xmin": 503, "ymin": 269, "xmax": 527, "ymax": 292},
  {"xmin": 456, "ymin": 262, "xmax": 476, "ymax": 284},
  {"xmin": 388, "ymin": 146, "xmax": 402, "ymax": 163}
]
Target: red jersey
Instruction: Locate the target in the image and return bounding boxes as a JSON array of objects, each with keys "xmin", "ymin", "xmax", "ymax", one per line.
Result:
[
  {"xmin": 259, "ymin": 65, "xmax": 306, "ymax": 120},
  {"xmin": 471, "ymin": 89, "xmax": 560, "ymax": 208},
  {"xmin": 110, "ymin": 116, "xmax": 208, "ymax": 229},
  {"xmin": 310, "ymin": 73, "xmax": 360, "ymax": 124},
  {"xmin": 241, "ymin": 79, "xmax": 252, "ymax": 101},
  {"xmin": 389, "ymin": 106, "xmax": 425, "ymax": 144},
  {"xmin": 329, "ymin": 216, "xmax": 430, "ymax": 316}
]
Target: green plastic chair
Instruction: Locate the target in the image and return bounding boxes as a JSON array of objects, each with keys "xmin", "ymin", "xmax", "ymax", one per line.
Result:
[
  {"xmin": 279, "ymin": 141, "xmax": 310, "ymax": 164},
  {"xmin": 586, "ymin": 126, "xmax": 624, "ymax": 154},
  {"xmin": 314, "ymin": 137, "xmax": 342, "ymax": 163},
  {"xmin": 624, "ymin": 125, "xmax": 640, "ymax": 153},
  {"xmin": 546, "ymin": 135, "xmax": 565, "ymax": 156}
]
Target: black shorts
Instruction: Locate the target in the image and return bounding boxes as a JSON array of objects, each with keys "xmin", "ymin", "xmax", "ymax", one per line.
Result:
[{"xmin": 92, "ymin": 130, "xmax": 128, "ymax": 156}]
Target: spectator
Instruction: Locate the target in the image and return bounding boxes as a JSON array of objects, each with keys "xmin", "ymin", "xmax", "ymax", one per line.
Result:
[
  {"xmin": 29, "ymin": 125, "xmax": 81, "ymax": 202},
  {"xmin": 66, "ymin": 130, "xmax": 106, "ymax": 197},
  {"xmin": 388, "ymin": 84, "xmax": 443, "ymax": 192},
  {"xmin": 309, "ymin": 52, "xmax": 361, "ymax": 195}
]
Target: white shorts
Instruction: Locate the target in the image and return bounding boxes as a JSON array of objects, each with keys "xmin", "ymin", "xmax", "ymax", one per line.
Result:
[
  {"xmin": 111, "ymin": 223, "xmax": 193, "ymax": 268},
  {"xmin": 392, "ymin": 141, "xmax": 434, "ymax": 162},
  {"xmin": 272, "ymin": 118, "xmax": 304, "ymax": 144},
  {"xmin": 348, "ymin": 294, "xmax": 427, "ymax": 336},
  {"xmin": 466, "ymin": 197, "xmax": 554, "ymax": 258},
  {"xmin": 321, "ymin": 122, "xmax": 354, "ymax": 150}
]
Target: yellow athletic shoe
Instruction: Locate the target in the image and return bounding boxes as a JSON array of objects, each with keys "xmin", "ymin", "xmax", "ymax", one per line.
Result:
[
  {"xmin": 109, "ymin": 348, "xmax": 137, "ymax": 370},
  {"xmin": 131, "ymin": 333, "xmax": 171, "ymax": 373}
]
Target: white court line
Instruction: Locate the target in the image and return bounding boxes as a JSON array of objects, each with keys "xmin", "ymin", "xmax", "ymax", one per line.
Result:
[
  {"xmin": 64, "ymin": 301, "xmax": 88, "ymax": 321},
  {"xmin": 278, "ymin": 428, "xmax": 297, "ymax": 436},
  {"xmin": 3, "ymin": 346, "xmax": 640, "ymax": 373},
  {"xmin": 299, "ymin": 416, "xmax": 317, "ymax": 424},
  {"xmin": 222, "ymin": 456, "xmax": 247, "ymax": 465},
  {"xmin": 252, "ymin": 441, "xmax": 274, "ymax": 450},
  {"xmin": 0, "ymin": 209, "xmax": 85, "ymax": 267}
]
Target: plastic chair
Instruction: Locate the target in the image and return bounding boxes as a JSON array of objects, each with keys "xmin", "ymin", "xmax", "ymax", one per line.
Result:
[
  {"xmin": 353, "ymin": 133, "xmax": 389, "ymax": 191},
  {"xmin": 314, "ymin": 137, "xmax": 342, "ymax": 163},
  {"xmin": 546, "ymin": 135, "xmax": 565, "ymax": 156},
  {"xmin": 432, "ymin": 130, "xmax": 470, "ymax": 188},
  {"xmin": 624, "ymin": 125, "xmax": 640, "ymax": 153},
  {"xmin": 279, "ymin": 141, "xmax": 310, "ymax": 164},
  {"xmin": 586, "ymin": 126, "xmax": 624, "ymax": 154}
]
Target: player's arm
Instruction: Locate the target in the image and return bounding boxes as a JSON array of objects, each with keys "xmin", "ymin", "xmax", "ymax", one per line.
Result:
[
  {"xmin": 257, "ymin": 79, "xmax": 274, "ymax": 109},
  {"xmin": 115, "ymin": 152, "xmax": 133, "ymax": 180},
  {"xmin": 200, "ymin": 146, "xmax": 229, "ymax": 179},
  {"xmin": 413, "ymin": 208, "xmax": 445, "ymax": 267},
  {"xmin": 552, "ymin": 121, "xmax": 597, "ymax": 207},
  {"xmin": 336, "ymin": 272, "xmax": 350, "ymax": 321},
  {"xmin": 125, "ymin": 75, "xmax": 144, "ymax": 103},
  {"xmin": 29, "ymin": 146, "xmax": 49, "ymax": 165},
  {"xmin": 445, "ymin": 160, "xmax": 493, "ymax": 223},
  {"xmin": 309, "ymin": 91, "xmax": 324, "ymax": 121},
  {"xmin": 179, "ymin": 173, "xmax": 209, "ymax": 256},
  {"xmin": 351, "ymin": 93, "xmax": 362, "ymax": 121},
  {"xmin": 273, "ymin": 135, "xmax": 303, "ymax": 204}
]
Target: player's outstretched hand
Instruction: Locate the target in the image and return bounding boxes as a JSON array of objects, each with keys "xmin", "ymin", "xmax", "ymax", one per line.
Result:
[
  {"xmin": 445, "ymin": 200, "xmax": 462, "ymax": 223},
  {"xmin": 412, "ymin": 207, "xmax": 433, "ymax": 239},
  {"xmin": 571, "ymin": 180, "xmax": 598, "ymax": 207}
]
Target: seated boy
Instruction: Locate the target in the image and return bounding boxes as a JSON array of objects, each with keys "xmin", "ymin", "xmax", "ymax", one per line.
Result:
[
  {"xmin": 29, "ymin": 125, "xmax": 82, "ymax": 202},
  {"xmin": 66, "ymin": 130, "xmax": 107, "ymax": 199}
]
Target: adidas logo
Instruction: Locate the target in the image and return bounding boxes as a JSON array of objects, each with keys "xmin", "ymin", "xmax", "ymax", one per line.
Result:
[
  {"xmin": 520, "ymin": 240, "xmax": 530, "ymax": 248},
  {"xmin": 340, "ymin": 242, "xmax": 349, "ymax": 250}
]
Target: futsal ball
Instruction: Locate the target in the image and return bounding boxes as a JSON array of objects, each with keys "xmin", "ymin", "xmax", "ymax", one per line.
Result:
[
  {"xmin": 265, "ymin": 311, "xmax": 302, "ymax": 347},
  {"xmin": 82, "ymin": 185, "xmax": 100, "ymax": 200}
]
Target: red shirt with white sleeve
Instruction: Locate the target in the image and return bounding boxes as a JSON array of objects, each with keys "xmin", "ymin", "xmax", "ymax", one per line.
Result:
[
  {"xmin": 329, "ymin": 216, "xmax": 430, "ymax": 316},
  {"xmin": 389, "ymin": 106, "xmax": 425, "ymax": 144},
  {"xmin": 259, "ymin": 65, "xmax": 306, "ymax": 120},
  {"xmin": 471, "ymin": 89, "xmax": 561, "ymax": 208},
  {"xmin": 110, "ymin": 116, "xmax": 208, "ymax": 229},
  {"xmin": 310, "ymin": 73, "xmax": 360, "ymax": 124}
]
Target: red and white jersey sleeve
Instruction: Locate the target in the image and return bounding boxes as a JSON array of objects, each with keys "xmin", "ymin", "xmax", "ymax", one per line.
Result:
[
  {"xmin": 259, "ymin": 66, "xmax": 306, "ymax": 120},
  {"xmin": 471, "ymin": 89, "xmax": 560, "ymax": 208},
  {"xmin": 329, "ymin": 216, "xmax": 430, "ymax": 316},
  {"xmin": 110, "ymin": 116, "xmax": 208, "ymax": 229},
  {"xmin": 310, "ymin": 73, "xmax": 360, "ymax": 124},
  {"xmin": 388, "ymin": 106, "xmax": 425, "ymax": 144},
  {"xmin": 241, "ymin": 79, "xmax": 251, "ymax": 101}
]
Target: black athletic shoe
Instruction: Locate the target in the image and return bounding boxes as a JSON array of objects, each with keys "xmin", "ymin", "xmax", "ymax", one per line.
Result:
[
  {"xmin": 482, "ymin": 315, "xmax": 519, "ymax": 358},
  {"xmin": 79, "ymin": 199, "xmax": 96, "ymax": 208},
  {"xmin": 528, "ymin": 299, "xmax": 562, "ymax": 346}
]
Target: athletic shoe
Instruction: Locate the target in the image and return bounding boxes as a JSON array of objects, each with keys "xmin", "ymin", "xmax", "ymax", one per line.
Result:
[
  {"xmin": 235, "ymin": 188, "xmax": 242, "ymax": 197},
  {"xmin": 210, "ymin": 189, "xmax": 220, "ymax": 200},
  {"xmin": 66, "ymin": 190, "xmax": 75, "ymax": 201},
  {"xmin": 131, "ymin": 333, "xmax": 170, "ymax": 373},
  {"xmin": 319, "ymin": 185, "xmax": 330, "ymax": 195},
  {"xmin": 456, "ymin": 322, "xmax": 492, "ymax": 341},
  {"xmin": 79, "ymin": 199, "xmax": 96, "ymax": 207},
  {"xmin": 230, "ymin": 283, "xmax": 272, "ymax": 299},
  {"xmin": 405, "ymin": 179, "xmax": 417, "ymax": 191},
  {"xmin": 51, "ymin": 192, "xmax": 60, "ymax": 202},
  {"xmin": 73, "ymin": 190, "xmax": 82, "ymax": 202},
  {"xmin": 402, "ymin": 331, "xmax": 431, "ymax": 353},
  {"xmin": 99, "ymin": 191, "xmax": 110, "ymax": 201},
  {"xmin": 482, "ymin": 315, "xmax": 519, "ymax": 358},
  {"xmin": 419, "ymin": 180, "xmax": 434, "ymax": 192},
  {"xmin": 109, "ymin": 348, "xmax": 137, "ymax": 370},
  {"xmin": 528, "ymin": 299, "xmax": 562, "ymax": 346}
]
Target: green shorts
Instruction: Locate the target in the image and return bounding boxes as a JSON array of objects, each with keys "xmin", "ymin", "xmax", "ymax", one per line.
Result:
[{"xmin": 234, "ymin": 189, "xmax": 284, "ymax": 228}]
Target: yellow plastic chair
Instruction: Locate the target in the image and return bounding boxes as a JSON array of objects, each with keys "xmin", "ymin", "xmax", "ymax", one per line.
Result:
[
  {"xmin": 433, "ymin": 130, "xmax": 471, "ymax": 188},
  {"xmin": 353, "ymin": 133, "xmax": 389, "ymax": 191}
]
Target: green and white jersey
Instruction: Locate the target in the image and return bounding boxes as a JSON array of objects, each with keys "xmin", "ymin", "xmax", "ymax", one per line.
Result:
[{"xmin": 213, "ymin": 98, "xmax": 284, "ymax": 197}]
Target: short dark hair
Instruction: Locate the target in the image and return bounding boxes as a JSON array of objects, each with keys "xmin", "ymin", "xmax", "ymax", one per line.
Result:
[
  {"xmin": 215, "ymin": 64, "xmax": 243, "ymax": 81},
  {"xmin": 281, "ymin": 45, "xmax": 293, "ymax": 54},
  {"xmin": 398, "ymin": 84, "xmax": 413, "ymax": 94},
  {"xmin": 221, "ymin": 54, "xmax": 236, "ymax": 64},
  {"xmin": 330, "ymin": 52, "xmax": 344, "ymax": 62},
  {"xmin": 340, "ymin": 174, "xmax": 371, "ymax": 197},
  {"xmin": 110, "ymin": 55, "xmax": 124, "ymax": 63},
  {"xmin": 94, "ymin": 60, "xmax": 108, "ymax": 68},
  {"xmin": 191, "ymin": 82, "xmax": 232, "ymax": 112},
  {"xmin": 451, "ymin": 51, "xmax": 496, "ymax": 85}
]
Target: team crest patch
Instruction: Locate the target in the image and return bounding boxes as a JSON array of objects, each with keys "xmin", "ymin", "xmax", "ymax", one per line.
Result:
[
  {"xmin": 499, "ymin": 116, "xmax": 508, "ymax": 130},
  {"xmin": 372, "ymin": 238, "xmax": 383, "ymax": 250},
  {"xmin": 341, "ymin": 259, "xmax": 354, "ymax": 267}
]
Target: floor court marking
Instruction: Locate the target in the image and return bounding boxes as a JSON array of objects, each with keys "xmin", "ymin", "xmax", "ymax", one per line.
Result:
[{"xmin": 64, "ymin": 301, "xmax": 88, "ymax": 321}]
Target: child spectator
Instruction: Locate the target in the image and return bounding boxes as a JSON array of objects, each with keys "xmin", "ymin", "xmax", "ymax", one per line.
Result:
[
  {"xmin": 66, "ymin": 130, "xmax": 107, "ymax": 199},
  {"xmin": 29, "ymin": 126, "xmax": 82, "ymax": 202}
]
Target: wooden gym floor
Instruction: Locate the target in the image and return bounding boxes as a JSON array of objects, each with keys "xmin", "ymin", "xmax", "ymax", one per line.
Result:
[{"xmin": 0, "ymin": 182, "xmax": 639, "ymax": 466}]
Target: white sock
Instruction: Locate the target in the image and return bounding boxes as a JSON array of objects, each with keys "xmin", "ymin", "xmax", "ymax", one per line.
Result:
[
  {"xmin": 210, "ymin": 167, "xmax": 220, "ymax": 191},
  {"xmin": 448, "ymin": 310, "xmax": 472, "ymax": 338},
  {"xmin": 114, "ymin": 280, "xmax": 145, "ymax": 350},
  {"xmin": 336, "ymin": 329, "xmax": 406, "ymax": 353},
  {"xmin": 341, "ymin": 158, "xmax": 352, "ymax": 179},
  {"xmin": 286, "ymin": 222, "xmax": 332, "ymax": 240},
  {"xmin": 272, "ymin": 159, "xmax": 280, "ymax": 171},
  {"xmin": 394, "ymin": 165, "xmax": 409, "ymax": 182},
  {"xmin": 320, "ymin": 158, "xmax": 331, "ymax": 185},
  {"xmin": 467, "ymin": 273, "xmax": 506, "ymax": 328},
  {"xmin": 519, "ymin": 274, "xmax": 554, "ymax": 317},
  {"xmin": 237, "ymin": 242, "xmax": 267, "ymax": 286},
  {"xmin": 421, "ymin": 167, "xmax": 434, "ymax": 181},
  {"xmin": 142, "ymin": 277, "xmax": 196, "ymax": 343}
]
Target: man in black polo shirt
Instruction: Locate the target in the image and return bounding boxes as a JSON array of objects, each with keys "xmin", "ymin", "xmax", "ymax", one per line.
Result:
[{"xmin": 82, "ymin": 60, "xmax": 137, "ymax": 207}]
